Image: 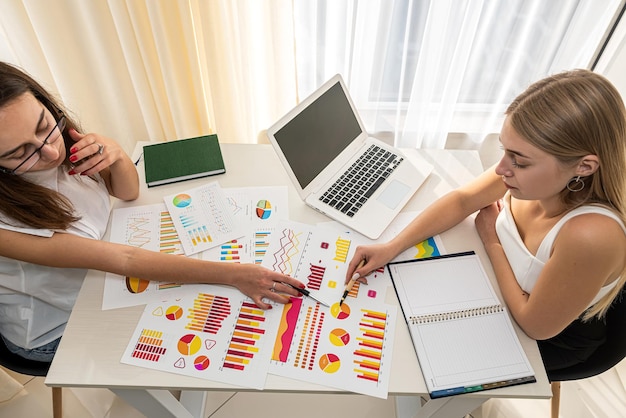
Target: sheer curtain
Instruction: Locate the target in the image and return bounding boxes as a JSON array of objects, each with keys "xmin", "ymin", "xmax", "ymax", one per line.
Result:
[
  {"xmin": 0, "ymin": 0, "xmax": 297, "ymax": 153},
  {"xmin": 294, "ymin": 0, "xmax": 623, "ymax": 148},
  {"xmin": 0, "ymin": 1, "xmax": 623, "ymax": 152}
]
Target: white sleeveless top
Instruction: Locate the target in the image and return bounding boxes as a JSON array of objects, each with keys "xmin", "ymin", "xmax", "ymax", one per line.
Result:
[{"xmin": 495, "ymin": 193, "xmax": 626, "ymax": 307}]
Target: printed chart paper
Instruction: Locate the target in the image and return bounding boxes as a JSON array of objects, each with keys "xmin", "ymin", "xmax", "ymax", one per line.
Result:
[
  {"xmin": 262, "ymin": 220, "xmax": 397, "ymax": 398},
  {"xmin": 319, "ymin": 211, "xmax": 445, "ymax": 261},
  {"xmin": 103, "ymin": 203, "xmax": 189, "ymax": 310},
  {"xmin": 102, "ymin": 187, "xmax": 288, "ymax": 310},
  {"xmin": 164, "ymin": 181, "xmax": 245, "ymax": 256},
  {"xmin": 121, "ymin": 285, "xmax": 281, "ymax": 389},
  {"xmin": 201, "ymin": 186, "xmax": 288, "ymax": 264}
]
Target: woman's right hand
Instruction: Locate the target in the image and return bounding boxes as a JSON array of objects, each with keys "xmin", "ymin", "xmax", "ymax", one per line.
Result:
[
  {"xmin": 345, "ymin": 243, "xmax": 397, "ymax": 285},
  {"xmin": 227, "ymin": 263, "xmax": 305, "ymax": 310}
]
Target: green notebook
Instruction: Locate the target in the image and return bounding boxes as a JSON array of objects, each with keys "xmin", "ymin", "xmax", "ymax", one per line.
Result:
[{"xmin": 143, "ymin": 134, "xmax": 226, "ymax": 187}]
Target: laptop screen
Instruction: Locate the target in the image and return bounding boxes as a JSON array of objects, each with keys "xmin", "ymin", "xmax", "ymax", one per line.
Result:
[{"xmin": 273, "ymin": 81, "xmax": 363, "ymax": 189}]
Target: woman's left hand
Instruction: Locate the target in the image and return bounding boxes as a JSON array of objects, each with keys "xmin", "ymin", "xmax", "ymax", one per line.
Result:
[
  {"xmin": 67, "ymin": 129, "xmax": 123, "ymax": 176},
  {"xmin": 475, "ymin": 200, "xmax": 503, "ymax": 247}
]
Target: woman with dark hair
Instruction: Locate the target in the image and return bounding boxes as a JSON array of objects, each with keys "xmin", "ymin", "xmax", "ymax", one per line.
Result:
[{"xmin": 0, "ymin": 62, "xmax": 304, "ymax": 362}]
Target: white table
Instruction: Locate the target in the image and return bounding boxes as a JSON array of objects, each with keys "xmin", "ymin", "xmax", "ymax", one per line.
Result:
[{"xmin": 45, "ymin": 144, "xmax": 551, "ymax": 418}]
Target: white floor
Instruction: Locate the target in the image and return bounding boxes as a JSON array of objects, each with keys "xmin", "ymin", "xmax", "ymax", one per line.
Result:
[{"xmin": 2, "ymin": 362, "xmax": 626, "ymax": 418}]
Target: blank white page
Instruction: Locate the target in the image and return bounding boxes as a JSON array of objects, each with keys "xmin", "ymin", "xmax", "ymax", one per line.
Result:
[
  {"xmin": 412, "ymin": 310, "xmax": 533, "ymax": 390},
  {"xmin": 388, "ymin": 252, "xmax": 499, "ymax": 317},
  {"xmin": 388, "ymin": 252, "xmax": 535, "ymax": 395}
]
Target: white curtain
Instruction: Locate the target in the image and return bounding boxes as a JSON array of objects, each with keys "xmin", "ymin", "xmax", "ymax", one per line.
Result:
[
  {"xmin": 0, "ymin": 0, "xmax": 297, "ymax": 153},
  {"xmin": 294, "ymin": 0, "xmax": 623, "ymax": 148},
  {"xmin": 0, "ymin": 1, "xmax": 623, "ymax": 153}
]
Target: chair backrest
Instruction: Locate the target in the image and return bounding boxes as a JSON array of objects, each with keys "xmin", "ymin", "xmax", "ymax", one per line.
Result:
[
  {"xmin": 0, "ymin": 336, "xmax": 51, "ymax": 377},
  {"xmin": 550, "ymin": 287, "xmax": 626, "ymax": 381}
]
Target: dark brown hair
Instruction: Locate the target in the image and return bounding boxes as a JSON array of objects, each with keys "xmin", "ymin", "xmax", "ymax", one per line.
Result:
[{"xmin": 0, "ymin": 61, "xmax": 82, "ymax": 229}]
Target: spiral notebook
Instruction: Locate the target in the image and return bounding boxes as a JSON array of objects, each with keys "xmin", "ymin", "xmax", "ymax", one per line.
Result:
[{"xmin": 387, "ymin": 251, "xmax": 535, "ymax": 398}]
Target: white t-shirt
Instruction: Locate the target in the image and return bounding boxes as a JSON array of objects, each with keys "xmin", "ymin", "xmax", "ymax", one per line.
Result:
[
  {"xmin": 495, "ymin": 193, "xmax": 626, "ymax": 308},
  {"xmin": 0, "ymin": 167, "xmax": 111, "ymax": 349}
]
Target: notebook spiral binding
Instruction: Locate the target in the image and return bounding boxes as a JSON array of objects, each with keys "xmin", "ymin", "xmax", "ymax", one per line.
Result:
[{"xmin": 409, "ymin": 304, "xmax": 503, "ymax": 324}]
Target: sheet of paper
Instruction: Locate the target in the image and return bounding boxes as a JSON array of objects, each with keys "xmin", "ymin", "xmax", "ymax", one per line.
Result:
[
  {"xmin": 102, "ymin": 203, "xmax": 189, "ymax": 310},
  {"xmin": 163, "ymin": 181, "xmax": 245, "ymax": 256},
  {"xmin": 200, "ymin": 186, "xmax": 288, "ymax": 264},
  {"xmin": 121, "ymin": 285, "xmax": 281, "ymax": 389},
  {"xmin": 390, "ymin": 254, "xmax": 500, "ymax": 317},
  {"xmin": 102, "ymin": 187, "xmax": 289, "ymax": 310},
  {"xmin": 412, "ymin": 310, "xmax": 533, "ymax": 389},
  {"xmin": 388, "ymin": 252, "xmax": 535, "ymax": 396},
  {"xmin": 262, "ymin": 220, "xmax": 397, "ymax": 398},
  {"xmin": 318, "ymin": 211, "xmax": 446, "ymax": 261}
]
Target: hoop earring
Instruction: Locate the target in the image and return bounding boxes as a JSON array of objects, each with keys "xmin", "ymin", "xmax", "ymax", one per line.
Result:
[{"xmin": 566, "ymin": 176, "xmax": 585, "ymax": 192}]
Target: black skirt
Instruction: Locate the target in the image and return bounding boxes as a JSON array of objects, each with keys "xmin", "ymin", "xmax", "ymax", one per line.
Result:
[{"xmin": 537, "ymin": 316, "xmax": 606, "ymax": 380}]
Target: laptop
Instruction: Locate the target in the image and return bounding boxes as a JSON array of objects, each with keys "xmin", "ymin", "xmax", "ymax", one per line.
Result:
[{"xmin": 266, "ymin": 74, "xmax": 433, "ymax": 239}]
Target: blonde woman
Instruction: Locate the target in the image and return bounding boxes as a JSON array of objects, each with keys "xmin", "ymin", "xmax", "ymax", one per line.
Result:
[{"xmin": 347, "ymin": 69, "xmax": 626, "ymax": 377}]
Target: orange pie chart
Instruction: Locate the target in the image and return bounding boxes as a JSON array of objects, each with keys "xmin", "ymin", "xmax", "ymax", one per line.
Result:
[
  {"xmin": 330, "ymin": 302, "xmax": 350, "ymax": 320},
  {"xmin": 329, "ymin": 328, "xmax": 350, "ymax": 346},
  {"xmin": 165, "ymin": 305, "xmax": 183, "ymax": 321},
  {"xmin": 177, "ymin": 334, "xmax": 202, "ymax": 356},
  {"xmin": 194, "ymin": 355, "xmax": 210, "ymax": 370},
  {"xmin": 125, "ymin": 276, "xmax": 150, "ymax": 294},
  {"xmin": 319, "ymin": 353, "xmax": 341, "ymax": 373}
]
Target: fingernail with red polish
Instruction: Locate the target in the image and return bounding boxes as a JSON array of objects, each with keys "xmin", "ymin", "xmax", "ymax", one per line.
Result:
[
  {"xmin": 68, "ymin": 170, "xmax": 76, "ymax": 175},
  {"xmin": 69, "ymin": 155, "xmax": 78, "ymax": 162},
  {"xmin": 70, "ymin": 147, "xmax": 77, "ymax": 153}
]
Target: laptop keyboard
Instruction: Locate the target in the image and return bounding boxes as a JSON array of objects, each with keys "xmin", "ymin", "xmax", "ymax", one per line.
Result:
[{"xmin": 319, "ymin": 144, "xmax": 403, "ymax": 218}]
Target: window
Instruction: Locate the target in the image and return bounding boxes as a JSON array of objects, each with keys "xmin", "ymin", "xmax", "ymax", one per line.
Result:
[{"xmin": 294, "ymin": 0, "xmax": 624, "ymax": 147}]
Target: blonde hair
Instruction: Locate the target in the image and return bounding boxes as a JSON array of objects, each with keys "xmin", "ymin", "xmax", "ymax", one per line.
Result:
[{"xmin": 507, "ymin": 69, "xmax": 626, "ymax": 320}]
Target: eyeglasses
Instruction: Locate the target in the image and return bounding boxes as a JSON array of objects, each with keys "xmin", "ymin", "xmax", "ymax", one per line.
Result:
[{"xmin": 0, "ymin": 114, "xmax": 67, "ymax": 175}]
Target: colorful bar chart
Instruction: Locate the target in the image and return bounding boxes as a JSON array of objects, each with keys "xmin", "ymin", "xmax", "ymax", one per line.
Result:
[
  {"xmin": 333, "ymin": 237, "xmax": 351, "ymax": 262},
  {"xmin": 220, "ymin": 240, "xmax": 242, "ymax": 262},
  {"xmin": 353, "ymin": 309, "xmax": 388, "ymax": 383},
  {"xmin": 254, "ymin": 231, "xmax": 272, "ymax": 264},
  {"xmin": 293, "ymin": 303, "xmax": 325, "ymax": 370},
  {"xmin": 131, "ymin": 328, "xmax": 167, "ymax": 362},
  {"xmin": 307, "ymin": 264, "xmax": 325, "ymax": 290},
  {"xmin": 186, "ymin": 293, "xmax": 231, "ymax": 334},
  {"xmin": 159, "ymin": 211, "xmax": 184, "ymax": 254},
  {"xmin": 222, "ymin": 301, "xmax": 267, "ymax": 371},
  {"xmin": 186, "ymin": 224, "xmax": 213, "ymax": 247}
]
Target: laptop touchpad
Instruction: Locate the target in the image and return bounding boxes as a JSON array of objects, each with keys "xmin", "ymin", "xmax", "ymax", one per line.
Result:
[{"xmin": 377, "ymin": 179, "xmax": 410, "ymax": 209}]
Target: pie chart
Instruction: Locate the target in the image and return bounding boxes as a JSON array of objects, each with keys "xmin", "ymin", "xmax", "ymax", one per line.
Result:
[
  {"xmin": 330, "ymin": 302, "xmax": 350, "ymax": 320},
  {"xmin": 125, "ymin": 276, "xmax": 150, "ymax": 294},
  {"xmin": 165, "ymin": 305, "xmax": 183, "ymax": 321},
  {"xmin": 329, "ymin": 328, "xmax": 350, "ymax": 346},
  {"xmin": 194, "ymin": 355, "xmax": 210, "ymax": 371},
  {"xmin": 256, "ymin": 200, "xmax": 272, "ymax": 219},
  {"xmin": 319, "ymin": 353, "xmax": 341, "ymax": 373},
  {"xmin": 177, "ymin": 334, "xmax": 202, "ymax": 355},
  {"xmin": 172, "ymin": 193, "xmax": 192, "ymax": 208}
]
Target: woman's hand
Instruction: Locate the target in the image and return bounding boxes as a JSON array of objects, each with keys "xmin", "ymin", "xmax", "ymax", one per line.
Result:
[
  {"xmin": 345, "ymin": 243, "xmax": 397, "ymax": 285},
  {"xmin": 67, "ymin": 129, "xmax": 139, "ymax": 200},
  {"xmin": 230, "ymin": 264, "xmax": 306, "ymax": 310},
  {"xmin": 475, "ymin": 200, "xmax": 503, "ymax": 248},
  {"xmin": 67, "ymin": 129, "xmax": 125, "ymax": 176}
]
